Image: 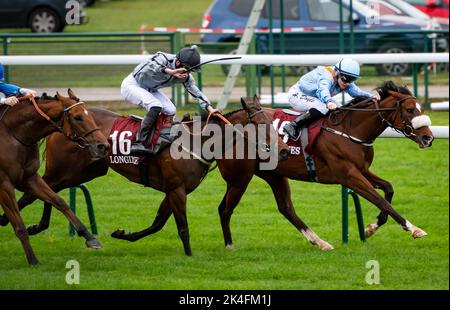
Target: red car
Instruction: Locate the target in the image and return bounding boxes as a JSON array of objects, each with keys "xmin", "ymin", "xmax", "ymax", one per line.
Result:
[{"xmin": 406, "ymin": 0, "xmax": 449, "ymax": 18}]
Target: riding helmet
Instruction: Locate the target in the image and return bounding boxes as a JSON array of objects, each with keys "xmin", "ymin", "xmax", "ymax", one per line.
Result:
[
  {"xmin": 176, "ymin": 46, "xmax": 201, "ymax": 72},
  {"xmin": 335, "ymin": 58, "xmax": 361, "ymax": 78}
]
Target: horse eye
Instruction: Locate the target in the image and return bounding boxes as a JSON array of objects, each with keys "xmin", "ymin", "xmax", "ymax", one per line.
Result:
[
  {"xmin": 406, "ymin": 108, "xmax": 414, "ymax": 114},
  {"xmin": 74, "ymin": 115, "xmax": 83, "ymax": 121}
]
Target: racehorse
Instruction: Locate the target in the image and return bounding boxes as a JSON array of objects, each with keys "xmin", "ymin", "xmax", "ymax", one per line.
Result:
[
  {"xmin": 214, "ymin": 81, "xmax": 434, "ymax": 251},
  {"xmin": 79, "ymin": 81, "xmax": 431, "ymax": 252},
  {"xmin": 1, "ymin": 95, "xmax": 289, "ymax": 256},
  {"xmin": 0, "ymin": 89, "xmax": 109, "ymax": 264}
]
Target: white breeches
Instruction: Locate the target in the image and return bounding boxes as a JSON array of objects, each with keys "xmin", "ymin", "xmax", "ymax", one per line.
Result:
[
  {"xmin": 288, "ymin": 85, "xmax": 341, "ymax": 115},
  {"xmin": 120, "ymin": 74, "xmax": 176, "ymax": 115}
]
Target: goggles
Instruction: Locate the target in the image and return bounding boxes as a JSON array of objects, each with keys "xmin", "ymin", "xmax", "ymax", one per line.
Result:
[{"xmin": 339, "ymin": 74, "xmax": 357, "ymax": 84}]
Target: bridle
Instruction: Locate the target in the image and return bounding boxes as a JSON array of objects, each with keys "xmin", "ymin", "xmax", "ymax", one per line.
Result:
[
  {"xmin": 28, "ymin": 96, "xmax": 101, "ymax": 148},
  {"xmin": 336, "ymin": 95, "xmax": 419, "ymax": 139}
]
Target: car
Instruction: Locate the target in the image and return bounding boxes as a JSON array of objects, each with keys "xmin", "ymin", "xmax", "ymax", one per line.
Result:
[
  {"xmin": 405, "ymin": 0, "xmax": 449, "ymax": 18},
  {"xmin": 201, "ymin": 0, "xmax": 447, "ymax": 76},
  {"xmin": 0, "ymin": 0, "xmax": 88, "ymax": 33}
]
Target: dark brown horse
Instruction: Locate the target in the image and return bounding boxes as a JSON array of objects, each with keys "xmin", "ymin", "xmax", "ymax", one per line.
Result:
[
  {"xmin": 0, "ymin": 89, "xmax": 109, "ymax": 264},
  {"xmin": 214, "ymin": 81, "xmax": 434, "ymax": 251},
  {"xmin": 2, "ymin": 96, "xmax": 289, "ymax": 256}
]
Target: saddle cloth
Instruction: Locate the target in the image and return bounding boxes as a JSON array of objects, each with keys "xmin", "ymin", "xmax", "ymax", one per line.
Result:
[
  {"xmin": 108, "ymin": 114, "xmax": 173, "ymax": 161},
  {"xmin": 272, "ymin": 109, "xmax": 324, "ymax": 155}
]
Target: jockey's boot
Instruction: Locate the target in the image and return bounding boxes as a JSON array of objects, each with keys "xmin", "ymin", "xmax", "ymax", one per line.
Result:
[
  {"xmin": 130, "ymin": 106, "xmax": 162, "ymax": 155},
  {"xmin": 283, "ymin": 108, "xmax": 323, "ymax": 139}
]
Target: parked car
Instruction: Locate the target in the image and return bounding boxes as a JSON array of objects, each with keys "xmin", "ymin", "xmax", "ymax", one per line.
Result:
[
  {"xmin": 0, "ymin": 0, "xmax": 88, "ymax": 33},
  {"xmin": 405, "ymin": 0, "xmax": 449, "ymax": 18},
  {"xmin": 201, "ymin": 0, "xmax": 447, "ymax": 76}
]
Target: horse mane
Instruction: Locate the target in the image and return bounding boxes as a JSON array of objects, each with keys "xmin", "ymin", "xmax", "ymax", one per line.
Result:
[
  {"xmin": 375, "ymin": 80, "xmax": 412, "ymax": 100},
  {"xmin": 196, "ymin": 108, "xmax": 245, "ymax": 122},
  {"xmin": 34, "ymin": 93, "xmax": 58, "ymax": 101}
]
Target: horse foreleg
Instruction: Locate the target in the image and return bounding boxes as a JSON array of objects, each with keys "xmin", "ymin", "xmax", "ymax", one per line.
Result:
[
  {"xmin": 257, "ymin": 172, "xmax": 333, "ymax": 251},
  {"xmin": 344, "ymin": 169, "xmax": 426, "ymax": 239},
  {"xmin": 23, "ymin": 174, "xmax": 102, "ymax": 249},
  {"xmin": 0, "ymin": 187, "xmax": 39, "ymax": 265},
  {"xmin": 0, "ymin": 191, "xmax": 38, "ymax": 227},
  {"xmin": 26, "ymin": 202, "xmax": 53, "ymax": 236},
  {"xmin": 111, "ymin": 197, "xmax": 172, "ymax": 241},
  {"xmin": 167, "ymin": 186, "xmax": 191, "ymax": 256},
  {"xmin": 218, "ymin": 182, "xmax": 250, "ymax": 249},
  {"xmin": 363, "ymin": 170, "xmax": 393, "ymax": 238}
]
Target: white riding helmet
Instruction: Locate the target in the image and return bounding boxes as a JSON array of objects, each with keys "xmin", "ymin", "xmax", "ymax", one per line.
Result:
[{"xmin": 335, "ymin": 58, "xmax": 361, "ymax": 79}]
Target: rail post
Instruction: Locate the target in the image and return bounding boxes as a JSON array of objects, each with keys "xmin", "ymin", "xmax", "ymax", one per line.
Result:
[
  {"xmin": 341, "ymin": 186, "xmax": 366, "ymax": 243},
  {"xmin": 69, "ymin": 184, "xmax": 98, "ymax": 237}
]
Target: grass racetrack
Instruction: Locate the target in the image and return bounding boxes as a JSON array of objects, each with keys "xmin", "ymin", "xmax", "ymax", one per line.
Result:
[{"xmin": 0, "ymin": 109, "xmax": 448, "ymax": 290}]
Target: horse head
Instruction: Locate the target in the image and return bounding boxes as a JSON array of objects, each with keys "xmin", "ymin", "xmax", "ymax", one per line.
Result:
[
  {"xmin": 377, "ymin": 82, "xmax": 434, "ymax": 148},
  {"xmin": 54, "ymin": 89, "xmax": 109, "ymax": 158},
  {"xmin": 240, "ymin": 94, "xmax": 290, "ymax": 161}
]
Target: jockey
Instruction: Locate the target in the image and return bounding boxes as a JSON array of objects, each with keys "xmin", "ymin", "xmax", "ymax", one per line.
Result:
[
  {"xmin": 121, "ymin": 45, "xmax": 219, "ymax": 154},
  {"xmin": 283, "ymin": 57, "xmax": 380, "ymax": 139},
  {"xmin": 0, "ymin": 64, "xmax": 37, "ymax": 106}
]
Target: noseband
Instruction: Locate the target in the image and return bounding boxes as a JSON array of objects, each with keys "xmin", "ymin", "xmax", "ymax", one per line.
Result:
[{"xmin": 30, "ymin": 97, "xmax": 100, "ymax": 148}]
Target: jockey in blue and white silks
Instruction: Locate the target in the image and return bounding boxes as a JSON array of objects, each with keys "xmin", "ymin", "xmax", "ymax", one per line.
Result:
[
  {"xmin": 0, "ymin": 64, "xmax": 37, "ymax": 106},
  {"xmin": 284, "ymin": 58, "xmax": 381, "ymax": 139}
]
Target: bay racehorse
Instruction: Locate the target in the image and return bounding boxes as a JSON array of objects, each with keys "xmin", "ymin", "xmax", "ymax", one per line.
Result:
[
  {"xmin": 214, "ymin": 81, "xmax": 434, "ymax": 251},
  {"xmin": 1, "ymin": 95, "xmax": 289, "ymax": 256},
  {"xmin": 0, "ymin": 89, "xmax": 109, "ymax": 264},
  {"xmin": 97, "ymin": 81, "xmax": 433, "ymax": 251}
]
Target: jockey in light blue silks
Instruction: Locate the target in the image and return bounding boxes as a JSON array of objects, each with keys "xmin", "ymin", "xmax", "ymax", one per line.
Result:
[
  {"xmin": 0, "ymin": 64, "xmax": 37, "ymax": 106},
  {"xmin": 283, "ymin": 58, "xmax": 381, "ymax": 139},
  {"xmin": 121, "ymin": 45, "xmax": 219, "ymax": 154}
]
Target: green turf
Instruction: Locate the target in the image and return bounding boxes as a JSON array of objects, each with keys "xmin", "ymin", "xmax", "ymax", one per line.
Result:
[{"xmin": 0, "ymin": 109, "xmax": 447, "ymax": 290}]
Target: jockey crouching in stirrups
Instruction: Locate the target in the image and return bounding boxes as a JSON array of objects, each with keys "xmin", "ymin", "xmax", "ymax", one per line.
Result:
[
  {"xmin": 121, "ymin": 45, "xmax": 219, "ymax": 155},
  {"xmin": 0, "ymin": 64, "xmax": 37, "ymax": 106},
  {"xmin": 283, "ymin": 58, "xmax": 381, "ymax": 139}
]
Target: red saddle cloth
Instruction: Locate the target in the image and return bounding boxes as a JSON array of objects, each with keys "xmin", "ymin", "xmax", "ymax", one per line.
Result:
[
  {"xmin": 272, "ymin": 109, "xmax": 324, "ymax": 155},
  {"xmin": 108, "ymin": 114, "xmax": 172, "ymax": 156}
]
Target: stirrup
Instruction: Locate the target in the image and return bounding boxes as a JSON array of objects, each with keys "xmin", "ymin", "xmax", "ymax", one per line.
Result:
[{"xmin": 130, "ymin": 143, "xmax": 154, "ymax": 155}]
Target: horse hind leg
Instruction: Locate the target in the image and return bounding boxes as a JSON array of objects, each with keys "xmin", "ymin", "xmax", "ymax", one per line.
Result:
[
  {"xmin": 363, "ymin": 171, "xmax": 393, "ymax": 238},
  {"xmin": 111, "ymin": 197, "xmax": 172, "ymax": 242},
  {"xmin": 258, "ymin": 172, "xmax": 333, "ymax": 251},
  {"xmin": 0, "ymin": 188, "xmax": 39, "ymax": 265}
]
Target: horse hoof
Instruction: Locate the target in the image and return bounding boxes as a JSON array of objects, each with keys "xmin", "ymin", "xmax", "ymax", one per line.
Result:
[
  {"xmin": 27, "ymin": 225, "xmax": 41, "ymax": 235},
  {"xmin": 111, "ymin": 229, "xmax": 125, "ymax": 239},
  {"xmin": 29, "ymin": 258, "xmax": 40, "ymax": 265},
  {"xmin": 412, "ymin": 228, "xmax": 427, "ymax": 239},
  {"xmin": 86, "ymin": 239, "xmax": 102, "ymax": 249},
  {"xmin": 365, "ymin": 223, "xmax": 378, "ymax": 238},
  {"xmin": 0, "ymin": 216, "xmax": 8, "ymax": 226},
  {"xmin": 225, "ymin": 244, "xmax": 234, "ymax": 250},
  {"xmin": 318, "ymin": 241, "xmax": 334, "ymax": 251}
]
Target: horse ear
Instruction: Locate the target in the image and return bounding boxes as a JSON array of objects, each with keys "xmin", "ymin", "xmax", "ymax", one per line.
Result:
[
  {"xmin": 56, "ymin": 91, "xmax": 62, "ymax": 100},
  {"xmin": 67, "ymin": 88, "xmax": 76, "ymax": 98},
  {"xmin": 240, "ymin": 97, "xmax": 250, "ymax": 109},
  {"xmin": 253, "ymin": 94, "xmax": 261, "ymax": 109}
]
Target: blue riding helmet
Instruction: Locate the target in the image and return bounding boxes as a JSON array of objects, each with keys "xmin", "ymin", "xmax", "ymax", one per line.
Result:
[
  {"xmin": 335, "ymin": 58, "xmax": 360, "ymax": 83},
  {"xmin": 0, "ymin": 64, "xmax": 4, "ymax": 81}
]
